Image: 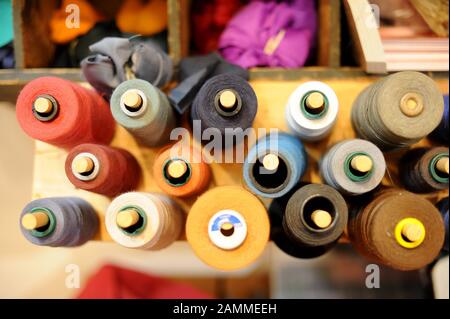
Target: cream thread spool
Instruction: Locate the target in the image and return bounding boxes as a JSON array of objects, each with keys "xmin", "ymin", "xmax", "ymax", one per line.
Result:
[{"xmin": 71, "ymin": 152, "xmax": 100, "ymax": 181}]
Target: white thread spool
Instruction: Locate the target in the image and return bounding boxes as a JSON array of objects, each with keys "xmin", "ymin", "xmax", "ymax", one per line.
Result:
[
  {"xmin": 207, "ymin": 210, "xmax": 248, "ymax": 250},
  {"xmin": 105, "ymin": 192, "xmax": 184, "ymax": 250},
  {"xmin": 286, "ymin": 81, "xmax": 339, "ymax": 141}
]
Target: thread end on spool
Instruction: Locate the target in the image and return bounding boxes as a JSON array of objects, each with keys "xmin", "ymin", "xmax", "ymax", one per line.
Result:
[
  {"xmin": 350, "ymin": 155, "xmax": 373, "ymax": 173},
  {"xmin": 21, "ymin": 212, "xmax": 49, "ymax": 230},
  {"xmin": 311, "ymin": 209, "xmax": 332, "ymax": 229},
  {"xmin": 73, "ymin": 156, "xmax": 95, "ymax": 175},
  {"xmin": 262, "ymin": 154, "xmax": 280, "ymax": 171},
  {"xmin": 116, "ymin": 209, "xmax": 140, "ymax": 229}
]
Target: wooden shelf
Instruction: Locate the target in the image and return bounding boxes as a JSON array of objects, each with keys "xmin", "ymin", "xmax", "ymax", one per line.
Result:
[{"xmin": 31, "ymin": 77, "xmax": 449, "ymax": 242}]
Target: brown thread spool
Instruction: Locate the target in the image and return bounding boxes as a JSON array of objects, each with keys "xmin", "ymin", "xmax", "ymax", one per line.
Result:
[
  {"xmin": 65, "ymin": 143, "xmax": 141, "ymax": 197},
  {"xmin": 348, "ymin": 188, "xmax": 445, "ymax": 271},
  {"xmin": 153, "ymin": 144, "xmax": 211, "ymax": 197}
]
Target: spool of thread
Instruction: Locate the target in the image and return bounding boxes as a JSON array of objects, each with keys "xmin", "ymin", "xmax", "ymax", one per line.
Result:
[
  {"xmin": 351, "ymin": 71, "xmax": 444, "ymax": 151},
  {"xmin": 431, "ymin": 95, "xmax": 449, "ymax": 144},
  {"xmin": 105, "ymin": 192, "xmax": 184, "ymax": 250},
  {"xmin": 20, "ymin": 197, "xmax": 98, "ymax": 247},
  {"xmin": 399, "ymin": 147, "xmax": 449, "ymax": 193},
  {"xmin": 153, "ymin": 144, "xmax": 211, "ymax": 197},
  {"xmin": 243, "ymin": 133, "xmax": 307, "ymax": 198},
  {"xmin": 191, "ymin": 73, "xmax": 257, "ymax": 146},
  {"xmin": 110, "ymin": 79, "xmax": 176, "ymax": 147},
  {"xmin": 81, "ymin": 37, "xmax": 173, "ymax": 99},
  {"xmin": 285, "ymin": 81, "xmax": 339, "ymax": 141},
  {"xmin": 436, "ymin": 197, "xmax": 449, "ymax": 252},
  {"xmin": 186, "ymin": 186, "xmax": 270, "ymax": 270},
  {"xmin": 65, "ymin": 143, "xmax": 141, "ymax": 197},
  {"xmin": 218, "ymin": 0, "xmax": 317, "ymax": 69},
  {"xmin": 320, "ymin": 139, "xmax": 386, "ymax": 196},
  {"xmin": 348, "ymin": 189, "xmax": 445, "ymax": 271},
  {"xmin": 16, "ymin": 77, "xmax": 115, "ymax": 149},
  {"xmin": 270, "ymin": 184, "xmax": 348, "ymax": 259}
]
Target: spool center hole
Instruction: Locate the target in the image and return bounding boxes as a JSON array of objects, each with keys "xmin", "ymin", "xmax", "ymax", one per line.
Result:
[
  {"xmin": 218, "ymin": 90, "xmax": 239, "ymax": 113},
  {"xmin": 303, "ymin": 196, "xmax": 336, "ymax": 230},
  {"xmin": 123, "ymin": 91, "xmax": 143, "ymax": 112},
  {"xmin": 220, "ymin": 223, "xmax": 235, "ymax": 237},
  {"xmin": 119, "ymin": 210, "xmax": 145, "ymax": 234},
  {"xmin": 252, "ymin": 155, "xmax": 288, "ymax": 190}
]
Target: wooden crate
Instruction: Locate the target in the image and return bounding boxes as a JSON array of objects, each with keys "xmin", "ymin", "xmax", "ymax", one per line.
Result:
[
  {"xmin": 171, "ymin": 0, "xmax": 344, "ymax": 80},
  {"xmin": 12, "ymin": 0, "xmax": 172, "ymax": 68}
]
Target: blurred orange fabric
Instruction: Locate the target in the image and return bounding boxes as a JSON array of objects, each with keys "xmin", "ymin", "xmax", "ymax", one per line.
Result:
[{"xmin": 50, "ymin": 0, "xmax": 104, "ymax": 44}]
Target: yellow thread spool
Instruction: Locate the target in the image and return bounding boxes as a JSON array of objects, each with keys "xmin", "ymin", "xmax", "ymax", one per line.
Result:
[{"xmin": 395, "ymin": 217, "xmax": 426, "ymax": 249}]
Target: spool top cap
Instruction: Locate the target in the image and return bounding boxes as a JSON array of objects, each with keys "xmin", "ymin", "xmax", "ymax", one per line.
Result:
[
  {"xmin": 21, "ymin": 211, "xmax": 49, "ymax": 230},
  {"xmin": 305, "ymin": 92, "xmax": 325, "ymax": 110},
  {"xmin": 436, "ymin": 156, "xmax": 449, "ymax": 175},
  {"xmin": 350, "ymin": 155, "xmax": 373, "ymax": 173},
  {"xmin": 167, "ymin": 160, "xmax": 188, "ymax": 179},
  {"xmin": 262, "ymin": 153, "xmax": 279, "ymax": 171},
  {"xmin": 122, "ymin": 90, "xmax": 143, "ymax": 109},
  {"xmin": 73, "ymin": 156, "xmax": 94, "ymax": 175},
  {"xmin": 311, "ymin": 209, "xmax": 332, "ymax": 229},
  {"xmin": 34, "ymin": 97, "xmax": 53, "ymax": 114},
  {"xmin": 400, "ymin": 93, "xmax": 424, "ymax": 117},
  {"xmin": 219, "ymin": 90, "xmax": 237, "ymax": 109},
  {"xmin": 116, "ymin": 209, "xmax": 140, "ymax": 229}
]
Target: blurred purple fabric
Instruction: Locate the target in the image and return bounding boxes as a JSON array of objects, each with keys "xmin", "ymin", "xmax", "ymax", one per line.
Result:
[{"xmin": 218, "ymin": 0, "xmax": 317, "ymax": 69}]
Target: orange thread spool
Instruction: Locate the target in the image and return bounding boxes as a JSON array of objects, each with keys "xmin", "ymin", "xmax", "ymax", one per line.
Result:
[{"xmin": 153, "ymin": 144, "xmax": 211, "ymax": 197}]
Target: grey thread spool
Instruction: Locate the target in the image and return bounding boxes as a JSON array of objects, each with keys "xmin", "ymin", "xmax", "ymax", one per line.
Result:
[
  {"xmin": 399, "ymin": 147, "xmax": 449, "ymax": 193},
  {"xmin": 20, "ymin": 197, "xmax": 98, "ymax": 247},
  {"xmin": 351, "ymin": 71, "xmax": 444, "ymax": 151},
  {"xmin": 320, "ymin": 139, "xmax": 386, "ymax": 196},
  {"xmin": 110, "ymin": 79, "xmax": 176, "ymax": 147}
]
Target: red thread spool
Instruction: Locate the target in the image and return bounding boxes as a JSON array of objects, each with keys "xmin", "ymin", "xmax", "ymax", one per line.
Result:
[
  {"xmin": 65, "ymin": 143, "xmax": 141, "ymax": 197},
  {"xmin": 153, "ymin": 144, "xmax": 211, "ymax": 197},
  {"xmin": 16, "ymin": 77, "xmax": 115, "ymax": 149}
]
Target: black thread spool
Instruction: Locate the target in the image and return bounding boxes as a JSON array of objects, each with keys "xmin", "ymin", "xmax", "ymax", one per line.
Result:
[
  {"xmin": 399, "ymin": 147, "xmax": 449, "ymax": 193},
  {"xmin": 20, "ymin": 197, "xmax": 99, "ymax": 247},
  {"xmin": 269, "ymin": 184, "xmax": 348, "ymax": 258},
  {"xmin": 191, "ymin": 73, "xmax": 257, "ymax": 147}
]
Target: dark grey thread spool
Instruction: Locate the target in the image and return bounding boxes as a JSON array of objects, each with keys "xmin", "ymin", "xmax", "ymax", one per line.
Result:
[
  {"xmin": 269, "ymin": 184, "xmax": 348, "ymax": 259},
  {"xmin": 110, "ymin": 79, "xmax": 176, "ymax": 147},
  {"xmin": 20, "ymin": 197, "xmax": 98, "ymax": 247},
  {"xmin": 191, "ymin": 74, "xmax": 257, "ymax": 146},
  {"xmin": 399, "ymin": 147, "xmax": 449, "ymax": 193},
  {"xmin": 351, "ymin": 71, "xmax": 444, "ymax": 151}
]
